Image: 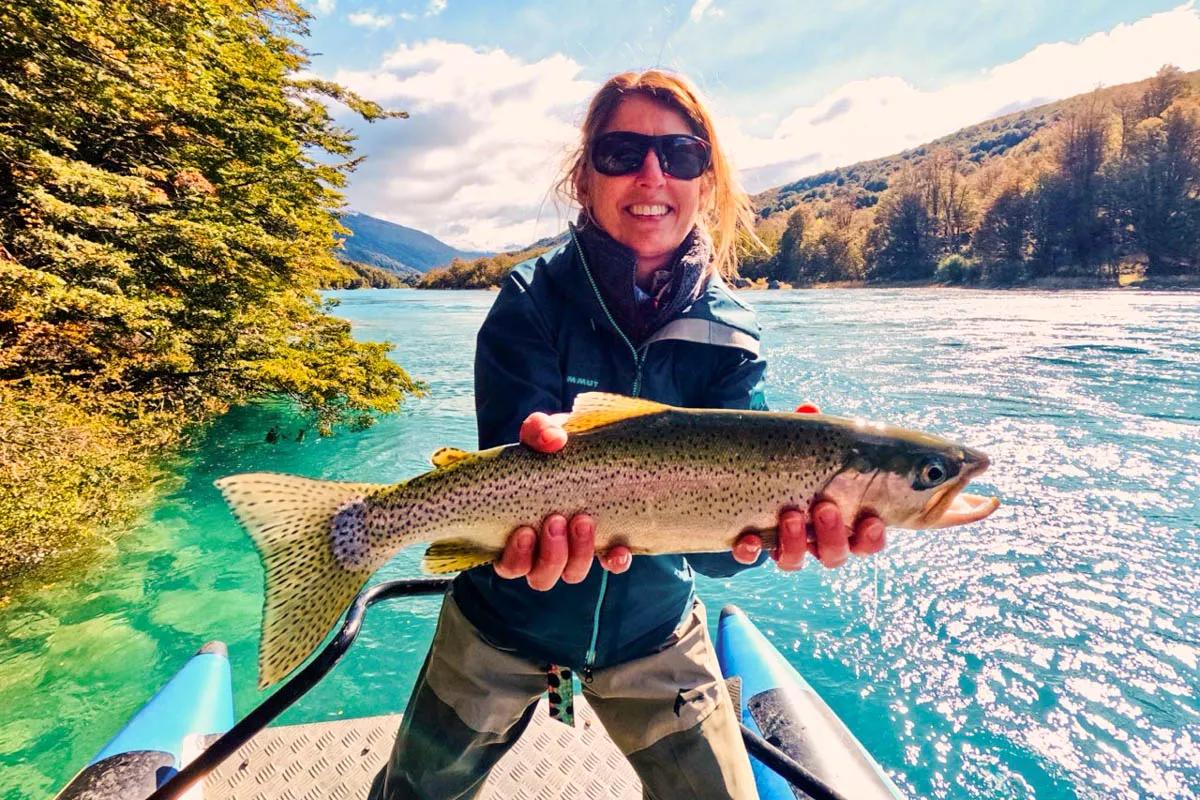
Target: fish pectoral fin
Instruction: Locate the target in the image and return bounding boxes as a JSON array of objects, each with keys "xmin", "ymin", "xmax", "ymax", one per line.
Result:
[
  {"xmin": 564, "ymin": 392, "xmax": 672, "ymax": 434},
  {"xmin": 422, "ymin": 539, "xmax": 500, "ymax": 574},
  {"xmin": 430, "ymin": 446, "xmax": 471, "ymax": 468}
]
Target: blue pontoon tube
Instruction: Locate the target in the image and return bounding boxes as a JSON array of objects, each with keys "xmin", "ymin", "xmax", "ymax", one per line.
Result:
[
  {"xmin": 717, "ymin": 604, "xmax": 905, "ymax": 800},
  {"xmin": 54, "ymin": 641, "xmax": 234, "ymax": 800}
]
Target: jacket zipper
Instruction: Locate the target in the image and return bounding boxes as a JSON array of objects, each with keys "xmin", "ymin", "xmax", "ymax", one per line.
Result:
[
  {"xmin": 570, "ymin": 226, "xmax": 647, "ymax": 678},
  {"xmin": 583, "ymin": 571, "xmax": 608, "ymax": 681},
  {"xmin": 570, "ymin": 225, "xmax": 647, "ymax": 396}
]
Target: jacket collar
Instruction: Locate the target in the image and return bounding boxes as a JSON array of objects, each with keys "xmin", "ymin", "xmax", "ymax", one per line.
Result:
[
  {"xmin": 539, "ymin": 223, "xmax": 759, "ymax": 356},
  {"xmin": 549, "ymin": 219, "xmax": 708, "ymax": 346}
]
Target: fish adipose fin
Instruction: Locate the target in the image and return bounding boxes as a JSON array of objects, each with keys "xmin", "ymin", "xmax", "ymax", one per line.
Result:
[
  {"xmin": 422, "ymin": 539, "xmax": 500, "ymax": 574},
  {"xmin": 214, "ymin": 472, "xmax": 388, "ymax": 689},
  {"xmin": 430, "ymin": 446, "xmax": 471, "ymax": 468},
  {"xmin": 564, "ymin": 392, "xmax": 671, "ymax": 434}
]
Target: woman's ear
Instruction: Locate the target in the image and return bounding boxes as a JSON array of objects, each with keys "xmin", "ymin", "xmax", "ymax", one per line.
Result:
[
  {"xmin": 577, "ymin": 168, "xmax": 591, "ymax": 212},
  {"xmin": 699, "ymin": 171, "xmax": 715, "ymax": 211}
]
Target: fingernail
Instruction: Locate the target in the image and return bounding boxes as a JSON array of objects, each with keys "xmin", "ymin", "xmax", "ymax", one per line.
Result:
[
  {"xmin": 818, "ymin": 507, "xmax": 840, "ymax": 527},
  {"xmin": 866, "ymin": 522, "xmax": 884, "ymax": 543},
  {"xmin": 547, "ymin": 517, "xmax": 566, "ymax": 538},
  {"xmin": 516, "ymin": 530, "xmax": 535, "ymax": 551},
  {"xmin": 783, "ymin": 515, "xmax": 802, "ymax": 536},
  {"xmin": 575, "ymin": 518, "xmax": 594, "ymax": 538}
]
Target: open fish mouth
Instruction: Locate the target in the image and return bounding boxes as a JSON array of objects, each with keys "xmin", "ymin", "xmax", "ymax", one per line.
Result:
[{"xmin": 918, "ymin": 450, "xmax": 999, "ymax": 529}]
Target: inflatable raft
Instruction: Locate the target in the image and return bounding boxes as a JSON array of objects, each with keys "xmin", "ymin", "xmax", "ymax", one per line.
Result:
[{"xmin": 53, "ymin": 590, "xmax": 904, "ymax": 799}]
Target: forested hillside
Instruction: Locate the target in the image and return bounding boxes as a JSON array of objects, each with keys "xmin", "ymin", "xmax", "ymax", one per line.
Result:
[
  {"xmin": 419, "ymin": 232, "xmax": 569, "ymax": 288},
  {"xmin": 746, "ymin": 66, "xmax": 1200, "ymax": 286},
  {"xmin": 328, "ymin": 259, "xmax": 418, "ymax": 289},
  {"xmin": 0, "ymin": 0, "xmax": 423, "ymax": 581}
]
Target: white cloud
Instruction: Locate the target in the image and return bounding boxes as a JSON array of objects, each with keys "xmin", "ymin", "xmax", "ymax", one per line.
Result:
[
  {"xmin": 333, "ymin": 5, "xmax": 1200, "ymax": 250},
  {"xmin": 332, "ymin": 41, "xmax": 595, "ymax": 250},
  {"xmin": 309, "ymin": 0, "xmax": 335, "ymax": 14},
  {"xmin": 689, "ymin": 0, "xmax": 723, "ymax": 23},
  {"xmin": 427, "ymin": 0, "xmax": 447, "ymax": 16},
  {"xmin": 726, "ymin": 3, "xmax": 1200, "ymax": 191},
  {"xmin": 347, "ymin": 10, "xmax": 394, "ymax": 29}
]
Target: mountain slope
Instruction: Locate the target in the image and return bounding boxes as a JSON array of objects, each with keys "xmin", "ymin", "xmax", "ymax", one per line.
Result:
[
  {"xmin": 337, "ymin": 212, "xmax": 487, "ymax": 275},
  {"xmin": 751, "ymin": 68, "xmax": 1200, "ymax": 219}
]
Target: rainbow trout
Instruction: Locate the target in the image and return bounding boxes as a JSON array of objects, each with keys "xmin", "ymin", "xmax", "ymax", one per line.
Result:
[{"xmin": 216, "ymin": 393, "xmax": 998, "ymax": 687}]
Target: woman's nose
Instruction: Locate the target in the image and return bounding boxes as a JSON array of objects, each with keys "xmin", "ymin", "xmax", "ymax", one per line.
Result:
[{"xmin": 635, "ymin": 147, "xmax": 666, "ymax": 186}]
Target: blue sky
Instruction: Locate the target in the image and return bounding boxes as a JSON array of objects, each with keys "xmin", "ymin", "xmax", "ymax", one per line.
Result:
[{"xmin": 298, "ymin": 1, "xmax": 1200, "ymax": 250}]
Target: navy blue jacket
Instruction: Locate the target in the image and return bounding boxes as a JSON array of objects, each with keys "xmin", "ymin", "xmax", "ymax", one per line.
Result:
[{"xmin": 451, "ymin": 228, "xmax": 768, "ymax": 673}]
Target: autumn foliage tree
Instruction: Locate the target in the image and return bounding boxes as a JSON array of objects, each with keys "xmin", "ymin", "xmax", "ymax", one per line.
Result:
[
  {"xmin": 972, "ymin": 177, "xmax": 1033, "ymax": 277},
  {"xmin": 1018, "ymin": 98, "xmax": 1109, "ymax": 277},
  {"xmin": 865, "ymin": 181, "xmax": 937, "ymax": 281},
  {"xmin": 916, "ymin": 149, "xmax": 975, "ymax": 254},
  {"xmin": 0, "ymin": 0, "xmax": 421, "ymax": 578},
  {"xmin": 1106, "ymin": 77, "xmax": 1200, "ymax": 275}
]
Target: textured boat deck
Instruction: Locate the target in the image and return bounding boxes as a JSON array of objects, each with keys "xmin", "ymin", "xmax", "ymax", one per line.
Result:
[{"xmin": 205, "ymin": 695, "xmax": 641, "ymax": 800}]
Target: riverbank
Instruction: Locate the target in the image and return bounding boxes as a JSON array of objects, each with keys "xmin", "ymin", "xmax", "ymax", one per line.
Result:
[
  {"xmin": 730, "ymin": 273, "xmax": 1200, "ymax": 291},
  {"xmin": 369, "ymin": 268, "xmax": 1200, "ymax": 292},
  {"xmin": 0, "ymin": 382, "xmax": 171, "ymax": 592}
]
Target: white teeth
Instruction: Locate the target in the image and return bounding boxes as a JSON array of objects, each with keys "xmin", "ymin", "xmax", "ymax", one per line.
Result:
[{"xmin": 628, "ymin": 204, "xmax": 670, "ymax": 216}]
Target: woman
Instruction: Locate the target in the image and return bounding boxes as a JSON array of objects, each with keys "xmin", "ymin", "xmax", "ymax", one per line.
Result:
[{"xmin": 369, "ymin": 69, "xmax": 887, "ymax": 800}]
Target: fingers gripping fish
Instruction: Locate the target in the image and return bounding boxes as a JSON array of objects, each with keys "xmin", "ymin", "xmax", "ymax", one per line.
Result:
[{"xmin": 215, "ymin": 393, "xmax": 999, "ymax": 688}]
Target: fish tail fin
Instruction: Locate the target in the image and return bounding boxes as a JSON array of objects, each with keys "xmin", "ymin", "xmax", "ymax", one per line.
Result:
[{"xmin": 214, "ymin": 472, "xmax": 389, "ymax": 689}]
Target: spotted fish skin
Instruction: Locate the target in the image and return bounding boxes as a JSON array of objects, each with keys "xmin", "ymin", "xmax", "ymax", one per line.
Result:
[
  {"xmin": 362, "ymin": 410, "xmax": 870, "ymax": 559},
  {"xmin": 215, "ymin": 393, "xmax": 995, "ymax": 688}
]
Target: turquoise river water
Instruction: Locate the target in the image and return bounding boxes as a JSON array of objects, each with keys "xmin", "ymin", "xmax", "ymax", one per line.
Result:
[{"xmin": 1, "ymin": 288, "xmax": 1198, "ymax": 799}]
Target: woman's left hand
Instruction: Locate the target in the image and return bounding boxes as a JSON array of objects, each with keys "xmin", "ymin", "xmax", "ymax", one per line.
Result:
[
  {"xmin": 731, "ymin": 402, "xmax": 886, "ymax": 571},
  {"xmin": 730, "ymin": 504, "xmax": 886, "ymax": 571}
]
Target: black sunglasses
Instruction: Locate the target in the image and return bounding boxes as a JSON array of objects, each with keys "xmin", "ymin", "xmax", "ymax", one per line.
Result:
[{"xmin": 590, "ymin": 132, "xmax": 712, "ymax": 180}]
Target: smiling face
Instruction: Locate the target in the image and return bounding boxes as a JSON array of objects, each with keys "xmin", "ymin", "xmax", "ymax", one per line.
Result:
[{"xmin": 585, "ymin": 94, "xmax": 712, "ymax": 278}]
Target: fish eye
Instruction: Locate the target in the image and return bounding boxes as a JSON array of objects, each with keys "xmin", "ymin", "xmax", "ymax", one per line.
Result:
[{"xmin": 913, "ymin": 456, "xmax": 949, "ymax": 490}]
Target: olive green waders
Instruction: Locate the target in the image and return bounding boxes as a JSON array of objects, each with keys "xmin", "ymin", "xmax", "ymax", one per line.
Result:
[{"xmin": 367, "ymin": 594, "xmax": 757, "ymax": 800}]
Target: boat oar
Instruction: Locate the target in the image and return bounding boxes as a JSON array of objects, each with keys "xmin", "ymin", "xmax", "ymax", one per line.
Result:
[{"xmin": 740, "ymin": 723, "xmax": 853, "ymax": 800}]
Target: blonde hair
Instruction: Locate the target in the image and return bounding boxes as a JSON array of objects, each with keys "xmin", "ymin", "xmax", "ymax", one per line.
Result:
[{"xmin": 556, "ymin": 69, "xmax": 764, "ymax": 280}]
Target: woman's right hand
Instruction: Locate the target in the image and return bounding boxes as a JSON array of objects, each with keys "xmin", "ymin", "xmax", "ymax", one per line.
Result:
[{"xmin": 493, "ymin": 411, "xmax": 632, "ymax": 591}]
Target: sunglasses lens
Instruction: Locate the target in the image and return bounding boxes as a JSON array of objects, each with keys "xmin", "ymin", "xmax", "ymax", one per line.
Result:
[
  {"xmin": 592, "ymin": 134, "xmax": 651, "ymax": 176},
  {"xmin": 591, "ymin": 133, "xmax": 710, "ymax": 179},
  {"xmin": 661, "ymin": 136, "xmax": 710, "ymax": 180}
]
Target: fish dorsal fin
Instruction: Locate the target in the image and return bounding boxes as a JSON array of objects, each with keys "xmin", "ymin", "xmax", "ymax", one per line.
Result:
[
  {"xmin": 563, "ymin": 392, "xmax": 671, "ymax": 434},
  {"xmin": 431, "ymin": 446, "xmax": 471, "ymax": 468}
]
